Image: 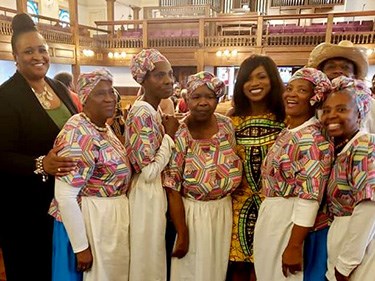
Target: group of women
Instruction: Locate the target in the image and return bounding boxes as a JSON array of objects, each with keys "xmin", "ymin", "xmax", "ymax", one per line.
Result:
[{"xmin": 0, "ymin": 12, "xmax": 374, "ymax": 281}]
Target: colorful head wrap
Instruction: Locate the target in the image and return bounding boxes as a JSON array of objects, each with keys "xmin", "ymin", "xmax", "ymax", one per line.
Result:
[
  {"xmin": 331, "ymin": 75, "xmax": 371, "ymax": 121},
  {"xmin": 289, "ymin": 67, "xmax": 332, "ymax": 106},
  {"xmin": 130, "ymin": 49, "xmax": 170, "ymax": 84},
  {"xmin": 76, "ymin": 68, "xmax": 113, "ymax": 105},
  {"xmin": 186, "ymin": 71, "xmax": 225, "ymax": 99}
]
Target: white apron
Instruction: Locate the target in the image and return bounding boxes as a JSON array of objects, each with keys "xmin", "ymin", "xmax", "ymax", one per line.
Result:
[
  {"xmin": 170, "ymin": 196, "xmax": 232, "ymax": 281},
  {"xmin": 254, "ymin": 197, "xmax": 303, "ymax": 281},
  {"xmin": 326, "ymin": 216, "xmax": 375, "ymax": 281},
  {"xmin": 81, "ymin": 195, "xmax": 130, "ymax": 281},
  {"xmin": 128, "ymin": 172, "xmax": 168, "ymax": 281}
]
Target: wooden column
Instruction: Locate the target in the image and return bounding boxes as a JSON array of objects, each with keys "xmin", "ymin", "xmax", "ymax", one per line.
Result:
[
  {"xmin": 16, "ymin": 0, "xmax": 27, "ymax": 13},
  {"xmin": 196, "ymin": 49, "xmax": 205, "ymax": 73},
  {"xmin": 325, "ymin": 13, "xmax": 334, "ymax": 43},
  {"xmin": 68, "ymin": 0, "xmax": 80, "ymax": 84},
  {"xmin": 131, "ymin": 6, "xmax": 141, "ymax": 29},
  {"xmin": 106, "ymin": 0, "xmax": 115, "ymax": 35},
  {"xmin": 131, "ymin": 6, "xmax": 141, "ymax": 20},
  {"xmin": 256, "ymin": 15, "xmax": 263, "ymax": 47}
]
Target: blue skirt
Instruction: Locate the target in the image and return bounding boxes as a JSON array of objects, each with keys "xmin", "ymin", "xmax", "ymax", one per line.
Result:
[
  {"xmin": 303, "ymin": 227, "xmax": 329, "ymax": 281},
  {"xmin": 52, "ymin": 220, "xmax": 83, "ymax": 281}
]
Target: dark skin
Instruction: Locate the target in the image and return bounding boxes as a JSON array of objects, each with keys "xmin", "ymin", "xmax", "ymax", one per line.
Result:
[
  {"xmin": 167, "ymin": 85, "xmax": 220, "ymax": 260},
  {"xmin": 12, "ymin": 30, "xmax": 77, "ymax": 176},
  {"xmin": 165, "ymin": 189, "xmax": 189, "ymax": 258},
  {"xmin": 282, "ymin": 225, "xmax": 311, "ymax": 277},
  {"xmin": 335, "ymin": 269, "xmax": 350, "ymax": 281}
]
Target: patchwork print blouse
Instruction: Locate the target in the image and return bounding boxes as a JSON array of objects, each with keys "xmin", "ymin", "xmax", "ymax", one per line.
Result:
[
  {"xmin": 49, "ymin": 113, "xmax": 132, "ymax": 221},
  {"xmin": 124, "ymin": 100, "xmax": 165, "ymax": 173},
  {"xmin": 163, "ymin": 113, "xmax": 242, "ymax": 201},
  {"xmin": 261, "ymin": 117, "xmax": 333, "ymax": 202},
  {"xmin": 328, "ymin": 132, "xmax": 375, "ymax": 217}
]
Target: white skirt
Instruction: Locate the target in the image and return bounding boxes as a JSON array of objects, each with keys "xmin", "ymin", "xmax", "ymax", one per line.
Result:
[
  {"xmin": 254, "ymin": 197, "xmax": 303, "ymax": 281},
  {"xmin": 170, "ymin": 196, "xmax": 232, "ymax": 281},
  {"xmin": 326, "ymin": 216, "xmax": 375, "ymax": 281},
  {"xmin": 128, "ymin": 172, "xmax": 168, "ymax": 281},
  {"xmin": 81, "ymin": 195, "xmax": 130, "ymax": 281}
]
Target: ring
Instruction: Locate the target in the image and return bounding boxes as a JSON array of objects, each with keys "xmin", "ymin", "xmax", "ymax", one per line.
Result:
[{"xmin": 57, "ymin": 168, "xmax": 61, "ymax": 172}]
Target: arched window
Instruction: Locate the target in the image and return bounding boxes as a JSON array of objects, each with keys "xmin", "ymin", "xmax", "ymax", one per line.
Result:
[{"xmin": 27, "ymin": 0, "xmax": 39, "ymax": 23}]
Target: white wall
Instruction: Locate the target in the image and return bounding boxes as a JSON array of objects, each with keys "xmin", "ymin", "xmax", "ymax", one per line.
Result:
[
  {"xmin": 0, "ymin": 61, "xmax": 136, "ymax": 87},
  {"xmin": 0, "ymin": 0, "xmax": 16, "ymax": 9},
  {"xmin": 80, "ymin": 65, "xmax": 138, "ymax": 87}
]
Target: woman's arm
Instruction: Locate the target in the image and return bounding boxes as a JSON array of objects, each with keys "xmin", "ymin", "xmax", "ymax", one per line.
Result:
[
  {"xmin": 282, "ymin": 198, "xmax": 319, "ymax": 277},
  {"xmin": 165, "ymin": 188, "xmax": 189, "ymax": 258},
  {"xmin": 335, "ymin": 200, "xmax": 375, "ymax": 277}
]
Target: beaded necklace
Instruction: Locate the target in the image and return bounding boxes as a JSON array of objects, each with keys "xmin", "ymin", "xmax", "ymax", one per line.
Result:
[
  {"xmin": 80, "ymin": 112, "xmax": 108, "ymax": 132},
  {"xmin": 334, "ymin": 129, "xmax": 359, "ymax": 156},
  {"xmin": 31, "ymin": 84, "xmax": 53, "ymax": 109}
]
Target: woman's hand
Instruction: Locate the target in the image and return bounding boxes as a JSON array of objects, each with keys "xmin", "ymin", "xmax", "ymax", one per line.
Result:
[
  {"xmin": 76, "ymin": 247, "xmax": 93, "ymax": 272},
  {"xmin": 43, "ymin": 144, "xmax": 77, "ymax": 176},
  {"xmin": 282, "ymin": 243, "xmax": 303, "ymax": 277},
  {"xmin": 335, "ymin": 268, "xmax": 350, "ymax": 281},
  {"xmin": 162, "ymin": 114, "xmax": 180, "ymax": 138},
  {"xmin": 172, "ymin": 230, "xmax": 189, "ymax": 259}
]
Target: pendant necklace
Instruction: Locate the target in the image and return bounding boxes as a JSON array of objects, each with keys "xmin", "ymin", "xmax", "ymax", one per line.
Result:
[{"xmin": 31, "ymin": 84, "xmax": 53, "ymax": 109}]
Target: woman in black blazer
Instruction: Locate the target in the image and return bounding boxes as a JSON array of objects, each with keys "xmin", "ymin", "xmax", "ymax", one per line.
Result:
[{"xmin": 0, "ymin": 13, "xmax": 77, "ymax": 281}]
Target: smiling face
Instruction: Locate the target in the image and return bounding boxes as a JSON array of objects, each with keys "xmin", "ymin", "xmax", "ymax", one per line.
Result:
[
  {"xmin": 84, "ymin": 80, "xmax": 116, "ymax": 126},
  {"xmin": 283, "ymin": 78, "xmax": 315, "ymax": 126},
  {"xmin": 13, "ymin": 31, "xmax": 50, "ymax": 81},
  {"xmin": 321, "ymin": 90, "xmax": 359, "ymax": 141},
  {"xmin": 243, "ymin": 65, "xmax": 271, "ymax": 104},
  {"xmin": 186, "ymin": 84, "xmax": 218, "ymax": 122},
  {"xmin": 321, "ymin": 58, "xmax": 355, "ymax": 80}
]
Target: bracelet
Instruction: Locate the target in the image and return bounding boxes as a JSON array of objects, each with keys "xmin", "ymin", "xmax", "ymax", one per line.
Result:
[{"xmin": 34, "ymin": 155, "xmax": 48, "ymax": 182}]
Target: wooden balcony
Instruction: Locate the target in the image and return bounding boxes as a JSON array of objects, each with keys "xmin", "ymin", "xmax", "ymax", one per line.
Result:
[
  {"xmin": 0, "ymin": 7, "xmax": 374, "ymax": 69},
  {"xmin": 270, "ymin": 0, "xmax": 345, "ymax": 8}
]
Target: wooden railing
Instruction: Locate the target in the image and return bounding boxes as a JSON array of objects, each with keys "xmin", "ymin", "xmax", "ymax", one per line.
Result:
[
  {"xmin": 143, "ymin": 5, "xmax": 215, "ymax": 19},
  {"xmin": 270, "ymin": 0, "xmax": 344, "ymax": 7},
  {"xmin": 159, "ymin": 0, "xmax": 221, "ymax": 12},
  {"xmin": 0, "ymin": 7, "xmax": 374, "ymax": 64}
]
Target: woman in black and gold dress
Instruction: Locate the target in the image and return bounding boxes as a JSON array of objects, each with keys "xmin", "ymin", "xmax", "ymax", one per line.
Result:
[{"xmin": 227, "ymin": 55, "xmax": 285, "ymax": 281}]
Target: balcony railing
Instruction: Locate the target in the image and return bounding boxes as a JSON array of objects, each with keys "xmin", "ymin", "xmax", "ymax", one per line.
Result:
[
  {"xmin": 271, "ymin": 0, "xmax": 344, "ymax": 7},
  {"xmin": 159, "ymin": 0, "xmax": 221, "ymax": 12},
  {"xmin": 0, "ymin": 7, "xmax": 374, "ymax": 62}
]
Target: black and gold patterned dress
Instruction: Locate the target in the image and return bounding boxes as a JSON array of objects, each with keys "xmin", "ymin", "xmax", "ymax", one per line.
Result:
[{"xmin": 229, "ymin": 113, "xmax": 284, "ymax": 262}]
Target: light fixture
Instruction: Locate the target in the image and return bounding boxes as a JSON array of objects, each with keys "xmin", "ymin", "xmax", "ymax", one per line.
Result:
[
  {"xmin": 216, "ymin": 49, "xmax": 238, "ymax": 59},
  {"xmin": 108, "ymin": 51, "xmax": 126, "ymax": 59},
  {"xmin": 82, "ymin": 49, "xmax": 94, "ymax": 57}
]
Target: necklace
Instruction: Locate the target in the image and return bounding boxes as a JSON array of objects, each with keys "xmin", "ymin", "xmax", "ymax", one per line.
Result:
[
  {"xmin": 80, "ymin": 112, "xmax": 108, "ymax": 132},
  {"xmin": 334, "ymin": 130, "xmax": 359, "ymax": 155},
  {"xmin": 31, "ymin": 84, "xmax": 53, "ymax": 109}
]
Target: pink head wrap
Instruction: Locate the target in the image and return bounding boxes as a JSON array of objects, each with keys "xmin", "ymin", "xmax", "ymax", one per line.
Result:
[
  {"xmin": 331, "ymin": 75, "xmax": 372, "ymax": 121},
  {"xmin": 186, "ymin": 71, "xmax": 225, "ymax": 99},
  {"xmin": 289, "ymin": 67, "xmax": 332, "ymax": 107},
  {"xmin": 76, "ymin": 68, "xmax": 113, "ymax": 105},
  {"xmin": 130, "ymin": 49, "xmax": 170, "ymax": 84}
]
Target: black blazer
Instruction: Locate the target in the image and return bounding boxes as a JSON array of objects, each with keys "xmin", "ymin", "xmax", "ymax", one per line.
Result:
[{"xmin": 0, "ymin": 71, "xmax": 77, "ymax": 215}]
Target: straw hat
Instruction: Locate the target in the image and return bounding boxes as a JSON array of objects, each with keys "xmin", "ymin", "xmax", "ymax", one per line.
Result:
[{"xmin": 307, "ymin": 40, "xmax": 368, "ymax": 80}]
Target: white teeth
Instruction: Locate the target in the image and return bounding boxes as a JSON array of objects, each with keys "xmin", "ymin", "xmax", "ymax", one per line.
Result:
[
  {"xmin": 328, "ymin": 124, "xmax": 340, "ymax": 130},
  {"xmin": 34, "ymin": 63, "xmax": 43, "ymax": 66},
  {"xmin": 250, "ymin": 89, "xmax": 262, "ymax": 94},
  {"xmin": 287, "ymin": 100, "xmax": 297, "ymax": 104}
]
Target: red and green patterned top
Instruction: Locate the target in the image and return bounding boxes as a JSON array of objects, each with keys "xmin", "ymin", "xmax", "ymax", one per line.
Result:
[
  {"xmin": 49, "ymin": 113, "xmax": 132, "ymax": 221},
  {"xmin": 163, "ymin": 113, "xmax": 242, "ymax": 201},
  {"xmin": 328, "ymin": 132, "xmax": 375, "ymax": 217}
]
